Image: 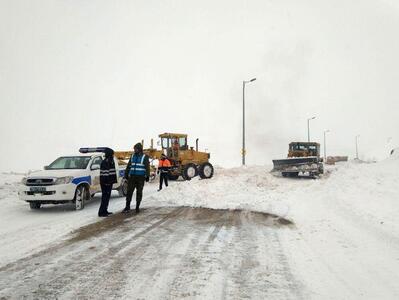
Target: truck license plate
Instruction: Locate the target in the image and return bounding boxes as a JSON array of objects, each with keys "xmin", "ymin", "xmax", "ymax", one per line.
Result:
[{"xmin": 30, "ymin": 187, "xmax": 46, "ymax": 193}]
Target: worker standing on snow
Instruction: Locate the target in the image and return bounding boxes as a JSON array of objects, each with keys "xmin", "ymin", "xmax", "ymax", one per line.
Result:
[
  {"xmin": 98, "ymin": 148, "xmax": 117, "ymax": 217},
  {"xmin": 157, "ymin": 154, "xmax": 171, "ymax": 191},
  {"xmin": 123, "ymin": 143, "xmax": 150, "ymax": 213}
]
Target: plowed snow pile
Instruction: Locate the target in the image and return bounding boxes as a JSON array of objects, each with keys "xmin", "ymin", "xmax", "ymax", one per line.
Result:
[
  {"xmin": 148, "ymin": 156, "xmax": 399, "ymax": 233},
  {"xmin": 147, "ymin": 166, "xmax": 292, "ymax": 218}
]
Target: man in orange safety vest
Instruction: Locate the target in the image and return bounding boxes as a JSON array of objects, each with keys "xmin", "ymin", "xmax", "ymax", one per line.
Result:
[{"xmin": 158, "ymin": 154, "xmax": 171, "ymax": 191}]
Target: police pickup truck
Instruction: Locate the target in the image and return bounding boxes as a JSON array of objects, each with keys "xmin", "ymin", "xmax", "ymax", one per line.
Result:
[{"xmin": 18, "ymin": 148, "xmax": 128, "ymax": 210}]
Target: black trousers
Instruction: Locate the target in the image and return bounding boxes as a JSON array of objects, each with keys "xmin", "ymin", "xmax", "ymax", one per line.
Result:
[
  {"xmin": 159, "ymin": 172, "xmax": 168, "ymax": 190},
  {"xmin": 125, "ymin": 176, "xmax": 145, "ymax": 209},
  {"xmin": 99, "ymin": 183, "xmax": 112, "ymax": 215}
]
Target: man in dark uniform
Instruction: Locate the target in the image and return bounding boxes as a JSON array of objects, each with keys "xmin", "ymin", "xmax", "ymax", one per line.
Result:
[
  {"xmin": 123, "ymin": 143, "xmax": 150, "ymax": 213},
  {"xmin": 98, "ymin": 148, "xmax": 117, "ymax": 217}
]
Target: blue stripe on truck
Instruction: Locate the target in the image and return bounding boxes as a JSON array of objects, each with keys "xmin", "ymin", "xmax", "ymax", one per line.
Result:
[{"xmin": 72, "ymin": 176, "xmax": 91, "ymax": 185}]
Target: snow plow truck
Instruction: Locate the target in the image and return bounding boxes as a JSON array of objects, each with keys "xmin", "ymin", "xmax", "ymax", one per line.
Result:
[{"xmin": 272, "ymin": 142, "xmax": 324, "ymax": 177}]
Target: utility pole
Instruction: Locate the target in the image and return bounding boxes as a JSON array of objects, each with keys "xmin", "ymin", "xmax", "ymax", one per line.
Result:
[
  {"xmin": 307, "ymin": 116, "xmax": 316, "ymax": 142},
  {"xmin": 355, "ymin": 135, "xmax": 360, "ymax": 159},
  {"xmin": 242, "ymin": 77, "xmax": 256, "ymax": 165},
  {"xmin": 323, "ymin": 130, "xmax": 330, "ymax": 161}
]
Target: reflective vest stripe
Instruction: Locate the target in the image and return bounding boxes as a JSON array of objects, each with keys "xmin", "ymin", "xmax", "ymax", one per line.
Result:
[{"xmin": 129, "ymin": 154, "xmax": 146, "ymax": 176}]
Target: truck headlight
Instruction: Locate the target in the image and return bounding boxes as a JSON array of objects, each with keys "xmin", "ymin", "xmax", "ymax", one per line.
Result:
[
  {"xmin": 21, "ymin": 177, "xmax": 27, "ymax": 185},
  {"xmin": 54, "ymin": 176, "xmax": 74, "ymax": 185}
]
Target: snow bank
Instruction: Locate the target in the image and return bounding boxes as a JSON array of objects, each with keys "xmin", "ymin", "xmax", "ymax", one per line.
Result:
[
  {"xmin": 323, "ymin": 155, "xmax": 399, "ymax": 231},
  {"xmin": 0, "ymin": 172, "xmax": 24, "ymax": 201},
  {"xmin": 147, "ymin": 166, "xmax": 311, "ymax": 219},
  {"xmin": 148, "ymin": 158, "xmax": 399, "ymax": 230}
]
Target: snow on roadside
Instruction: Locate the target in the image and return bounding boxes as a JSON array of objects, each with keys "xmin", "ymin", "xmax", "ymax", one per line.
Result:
[
  {"xmin": 0, "ymin": 172, "xmax": 24, "ymax": 201},
  {"xmin": 0, "ymin": 173, "xmax": 136, "ymax": 266},
  {"xmin": 147, "ymin": 155, "xmax": 399, "ymax": 233},
  {"xmin": 146, "ymin": 166, "xmax": 294, "ymax": 219},
  {"xmin": 319, "ymin": 154, "xmax": 399, "ymax": 233}
]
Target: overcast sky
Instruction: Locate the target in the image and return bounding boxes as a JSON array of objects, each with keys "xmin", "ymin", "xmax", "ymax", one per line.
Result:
[{"xmin": 1, "ymin": 0, "xmax": 398, "ymax": 172}]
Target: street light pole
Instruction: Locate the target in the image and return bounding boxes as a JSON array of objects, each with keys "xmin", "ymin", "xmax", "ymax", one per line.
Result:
[
  {"xmin": 307, "ymin": 116, "xmax": 316, "ymax": 142},
  {"xmin": 355, "ymin": 135, "xmax": 360, "ymax": 159},
  {"xmin": 242, "ymin": 77, "xmax": 256, "ymax": 166},
  {"xmin": 323, "ymin": 130, "xmax": 330, "ymax": 161}
]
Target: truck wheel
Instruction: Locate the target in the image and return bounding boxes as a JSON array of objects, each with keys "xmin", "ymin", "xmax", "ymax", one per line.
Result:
[
  {"xmin": 74, "ymin": 185, "xmax": 88, "ymax": 210},
  {"xmin": 118, "ymin": 180, "xmax": 128, "ymax": 197},
  {"xmin": 168, "ymin": 174, "xmax": 179, "ymax": 180},
  {"xmin": 199, "ymin": 162, "xmax": 214, "ymax": 179},
  {"xmin": 183, "ymin": 164, "xmax": 197, "ymax": 181},
  {"xmin": 29, "ymin": 202, "xmax": 41, "ymax": 210}
]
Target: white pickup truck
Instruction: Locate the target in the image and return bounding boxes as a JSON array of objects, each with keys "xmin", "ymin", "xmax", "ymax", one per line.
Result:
[{"xmin": 18, "ymin": 148, "xmax": 128, "ymax": 210}]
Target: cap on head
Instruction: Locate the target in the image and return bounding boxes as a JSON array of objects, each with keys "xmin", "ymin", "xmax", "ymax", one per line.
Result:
[
  {"xmin": 134, "ymin": 143, "xmax": 143, "ymax": 153},
  {"xmin": 104, "ymin": 148, "xmax": 114, "ymax": 158}
]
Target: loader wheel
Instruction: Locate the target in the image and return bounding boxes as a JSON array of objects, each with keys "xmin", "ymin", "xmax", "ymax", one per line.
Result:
[
  {"xmin": 29, "ymin": 202, "xmax": 41, "ymax": 210},
  {"xmin": 183, "ymin": 164, "xmax": 197, "ymax": 181},
  {"xmin": 168, "ymin": 174, "xmax": 179, "ymax": 180},
  {"xmin": 199, "ymin": 162, "xmax": 214, "ymax": 179}
]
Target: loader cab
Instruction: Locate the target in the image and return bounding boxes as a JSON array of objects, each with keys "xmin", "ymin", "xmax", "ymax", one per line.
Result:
[
  {"xmin": 288, "ymin": 142, "xmax": 320, "ymax": 158},
  {"xmin": 159, "ymin": 133, "xmax": 188, "ymax": 158}
]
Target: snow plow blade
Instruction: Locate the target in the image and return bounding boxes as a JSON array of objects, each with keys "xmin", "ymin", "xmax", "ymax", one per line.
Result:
[
  {"xmin": 272, "ymin": 157, "xmax": 318, "ymax": 170},
  {"xmin": 272, "ymin": 156, "xmax": 322, "ymax": 174}
]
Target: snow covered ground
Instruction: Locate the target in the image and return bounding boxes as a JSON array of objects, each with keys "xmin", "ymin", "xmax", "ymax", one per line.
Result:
[
  {"xmin": 0, "ymin": 154, "xmax": 398, "ymax": 299},
  {"xmin": 0, "ymin": 173, "xmax": 160, "ymax": 266}
]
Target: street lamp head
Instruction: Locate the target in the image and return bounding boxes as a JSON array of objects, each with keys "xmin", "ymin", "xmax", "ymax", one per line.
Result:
[{"xmin": 244, "ymin": 78, "xmax": 257, "ymax": 84}]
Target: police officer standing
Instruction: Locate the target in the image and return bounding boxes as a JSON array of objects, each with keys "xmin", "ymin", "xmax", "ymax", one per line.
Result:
[
  {"xmin": 157, "ymin": 154, "xmax": 171, "ymax": 191},
  {"xmin": 123, "ymin": 143, "xmax": 150, "ymax": 213},
  {"xmin": 98, "ymin": 148, "xmax": 117, "ymax": 217}
]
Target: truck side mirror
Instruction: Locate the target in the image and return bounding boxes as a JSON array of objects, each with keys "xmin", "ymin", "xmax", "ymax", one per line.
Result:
[{"xmin": 44, "ymin": 166, "xmax": 49, "ymax": 170}]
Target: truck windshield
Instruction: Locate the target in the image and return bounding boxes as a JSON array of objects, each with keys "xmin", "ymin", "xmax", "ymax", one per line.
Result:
[
  {"xmin": 291, "ymin": 144, "xmax": 307, "ymax": 151},
  {"xmin": 48, "ymin": 156, "xmax": 92, "ymax": 169}
]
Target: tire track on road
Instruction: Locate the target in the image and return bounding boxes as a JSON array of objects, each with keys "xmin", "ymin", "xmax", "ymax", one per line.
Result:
[
  {"xmin": 0, "ymin": 207, "xmax": 185, "ymax": 299},
  {"xmin": 0, "ymin": 207, "xmax": 295, "ymax": 299}
]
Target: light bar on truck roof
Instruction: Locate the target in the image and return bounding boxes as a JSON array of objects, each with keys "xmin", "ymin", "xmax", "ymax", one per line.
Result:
[{"xmin": 79, "ymin": 147, "xmax": 113, "ymax": 154}]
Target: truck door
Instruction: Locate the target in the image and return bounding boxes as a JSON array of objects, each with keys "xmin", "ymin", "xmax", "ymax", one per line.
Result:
[{"xmin": 90, "ymin": 156, "xmax": 103, "ymax": 193}]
